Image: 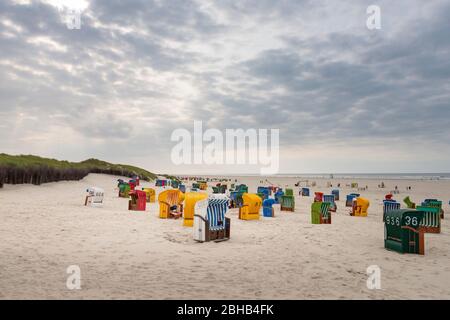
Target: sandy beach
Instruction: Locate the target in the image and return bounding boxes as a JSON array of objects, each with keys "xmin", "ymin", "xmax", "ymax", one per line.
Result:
[{"xmin": 0, "ymin": 173, "xmax": 449, "ymax": 299}]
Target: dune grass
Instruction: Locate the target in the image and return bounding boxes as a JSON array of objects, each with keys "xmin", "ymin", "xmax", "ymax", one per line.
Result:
[{"xmin": 0, "ymin": 154, "xmax": 157, "ymax": 188}]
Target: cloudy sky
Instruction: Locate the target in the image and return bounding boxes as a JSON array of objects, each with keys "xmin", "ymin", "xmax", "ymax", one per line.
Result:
[{"xmin": 1, "ymin": 0, "xmax": 449, "ymax": 174}]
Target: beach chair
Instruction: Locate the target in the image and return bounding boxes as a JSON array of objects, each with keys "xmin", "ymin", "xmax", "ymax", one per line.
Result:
[
  {"xmin": 301, "ymin": 187, "xmax": 310, "ymax": 197},
  {"xmin": 383, "ymin": 200, "xmax": 400, "ymax": 221},
  {"xmin": 229, "ymin": 191, "xmax": 244, "ymax": 208},
  {"xmin": 171, "ymin": 180, "xmax": 180, "ymax": 189},
  {"xmin": 128, "ymin": 190, "xmax": 147, "ymax": 211},
  {"xmin": 263, "ymin": 198, "xmax": 276, "ymax": 217},
  {"xmin": 198, "ymin": 181, "xmax": 207, "ymax": 190},
  {"xmin": 351, "ymin": 197, "xmax": 370, "ymax": 217},
  {"xmin": 314, "ymin": 192, "xmax": 323, "ymax": 202},
  {"xmin": 345, "ymin": 193, "xmax": 360, "ymax": 207},
  {"xmin": 331, "ymin": 189, "xmax": 340, "ymax": 201},
  {"xmin": 239, "ymin": 193, "xmax": 262, "ymax": 220},
  {"xmin": 280, "ymin": 194, "xmax": 295, "ymax": 212},
  {"xmin": 403, "ymin": 196, "xmax": 416, "ymax": 209},
  {"xmin": 183, "ymin": 192, "xmax": 208, "ymax": 227},
  {"xmin": 384, "ymin": 209, "xmax": 425, "ymax": 255},
  {"xmin": 323, "ymin": 194, "xmax": 337, "ymax": 212},
  {"xmin": 128, "ymin": 180, "xmax": 136, "ymax": 191},
  {"xmin": 193, "ymin": 195, "xmax": 230, "ymax": 242},
  {"xmin": 257, "ymin": 187, "xmax": 270, "ymax": 200},
  {"xmin": 274, "ymin": 189, "xmax": 284, "ymax": 204},
  {"xmin": 311, "ymin": 201, "xmax": 332, "ymax": 224},
  {"xmin": 158, "ymin": 189, "xmax": 184, "ymax": 219},
  {"xmin": 118, "ymin": 183, "xmax": 131, "ymax": 198},
  {"xmin": 132, "ymin": 176, "xmax": 140, "ymax": 186},
  {"xmin": 155, "ymin": 179, "xmax": 167, "ymax": 187},
  {"xmin": 142, "ymin": 188, "xmax": 156, "ymax": 203},
  {"xmin": 85, "ymin": 187, "xmax": 104, "ymax": 207},
  {"xmin": 421, "ymin": 199, "xmax": 444, "ymax": 219},
  {"xmin": 416, "ymin": 206, "xmax": 441, "ymax": 233}
]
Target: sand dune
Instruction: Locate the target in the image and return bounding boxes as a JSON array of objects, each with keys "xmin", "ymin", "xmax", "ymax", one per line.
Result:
[{"xmin": 0, "ymin": 173, "xmax": 449, "ymax": 299}]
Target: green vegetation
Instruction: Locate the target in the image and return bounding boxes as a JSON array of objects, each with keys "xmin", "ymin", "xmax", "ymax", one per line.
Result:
[{"xmin": 0, "ymin": 154, "xmax": 157, "ymax": 188}]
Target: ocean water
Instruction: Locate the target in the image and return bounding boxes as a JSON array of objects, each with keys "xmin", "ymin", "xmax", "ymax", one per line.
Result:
[{"xmin": 271, "ymin": 173, "xmax": 450, "ymax": 180}]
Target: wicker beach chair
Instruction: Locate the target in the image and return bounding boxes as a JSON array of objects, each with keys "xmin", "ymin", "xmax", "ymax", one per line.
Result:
[
  {"xmin": 158, "ymin": 189, "xmax": 184, "ymax": 219},
  {"xmin": 85, "ymin": 187, "xmax": 104, "ymax": 207},
  {"xmin": 128, "ymin": 190, "xmax": 147, "ymax": 211},
  {"xmin": 239, "ymin": 193, "xmax": 262, "ymax": 220},
  {"xmin": 193, "ymin": 195, "xmax": 230, "ymax": 242},
  {"xmin": 183, "ymin": 192, "xmax": 208, "ymax": 227},
  {"xmin": 311, "ymin": 201, "xmax": 332, "ymax": 224}
]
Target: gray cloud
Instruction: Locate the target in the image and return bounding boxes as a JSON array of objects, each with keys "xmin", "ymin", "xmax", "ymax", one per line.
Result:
[{"xmin": 0, "ymin": 0, "xmax": 449, "ymax": 173}]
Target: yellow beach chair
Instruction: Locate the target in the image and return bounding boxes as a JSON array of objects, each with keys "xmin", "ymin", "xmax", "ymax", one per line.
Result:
[
  {"xmin": 183, "ymin": 192, "xmax": 208, "ymax": 227},
  {"xmin": 142, "ymin": 188, "xmax": 156, "ymax": 203},
  {"xmin": 239, "ymin": 193, "xmax": 262, "ymax": 220},
  {"xmin": 158, "ymin": 189, "xmax": 185, "ymax": 219},
  {"xmin": 351, "ymin": 197, "xmax": 370, "ymax": 217}
]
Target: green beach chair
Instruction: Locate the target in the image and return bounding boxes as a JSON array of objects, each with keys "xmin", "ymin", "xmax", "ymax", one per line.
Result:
[{"xmin": 280, "ymin": 195, "xmax": 295, "ymax": 212}]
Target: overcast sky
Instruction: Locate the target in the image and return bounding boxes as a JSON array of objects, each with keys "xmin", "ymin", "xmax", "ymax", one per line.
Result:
[{"xmin": 1, "ymin": 0, "xmax": 449, "ymax": 174}]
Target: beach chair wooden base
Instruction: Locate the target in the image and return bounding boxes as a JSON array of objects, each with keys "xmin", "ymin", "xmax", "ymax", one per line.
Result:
[
  {"xmin": 280, "ymin": 207, "xmax": 294, "ymax": 212},
  {"xmin": 421, "ymin": 226, "xmax": 440, "ymax": 234},
  {"xmin": 196, "ymin": 217, "xmax": 230, "ymax": 242},
  {"xmin": 320, "ymin": 216, "xmax": 331, "ymax": 224}
]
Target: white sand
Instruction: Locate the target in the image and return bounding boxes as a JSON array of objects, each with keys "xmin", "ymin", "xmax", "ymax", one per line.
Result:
[{"xmin": 0, "ymin": 173, "xmax": 449, "ymax": 299}]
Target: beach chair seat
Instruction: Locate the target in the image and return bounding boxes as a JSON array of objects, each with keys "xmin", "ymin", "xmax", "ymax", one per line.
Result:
[
  {"xmin": 85, "ymin": 187, "xmax": 104, "ymax": 207},
  {"xmin": 128, "ymin": 190, "xmax": 147, "ymax": 211},
  {"xmin": 158, "ymin": 189, "xmax": 184, "ymax": 219},
  {"xmin": 239, "ymin": 193, "xmax": 262, "ymax": 220},
  {"xmin": 193, "ymin": 194, "xmax": 230, "ymax": 242}
]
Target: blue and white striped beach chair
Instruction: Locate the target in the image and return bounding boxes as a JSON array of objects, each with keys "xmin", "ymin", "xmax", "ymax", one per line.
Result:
[
  {"xmin": 383, "ymin": 200, "xmax": 400, "ymax": 221},
  {"xmin": 193, "ymin": 194, "xmax": 230, "ymax": 242},
  {"xmin": 323, "ymin": 194, "xmax": 336, "ymax": 212}
]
